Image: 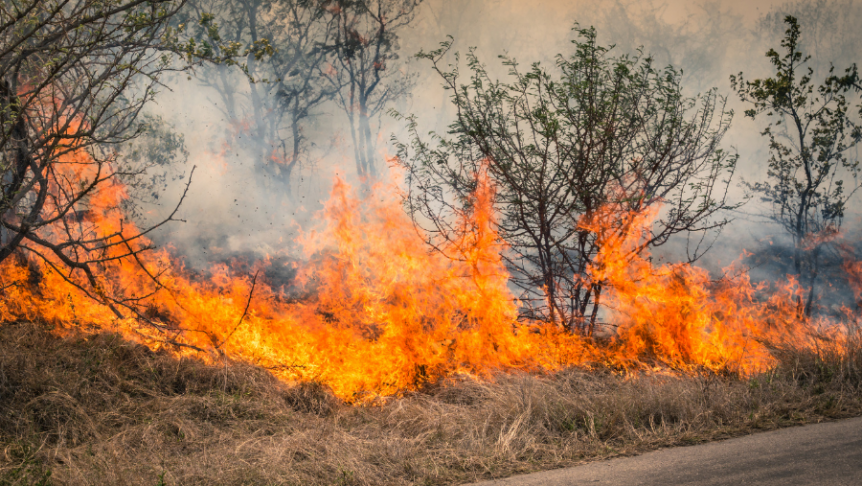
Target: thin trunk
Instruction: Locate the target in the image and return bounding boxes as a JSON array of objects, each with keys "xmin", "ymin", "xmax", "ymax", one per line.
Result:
[
  {"xmin": 0, "ymin": 81, "xmax": 42, "ymax": 262},
  {"xmin": 359, "ymin": 94, "xmax": 376, "ymax": 178},
  {"xmin": 347, "ymin": 109, "xmax": 364, "ymax": 178},
  {"xmin": 278, "ymin": 111, "xmax": 301, "ymax": 197},
  {"xmin": 217, "ymin": 68, "xmax": 238, "ymax": 121},
  {"xmin": 588, "ymin": 284, "xmax": 602, "ymax": 337},
  {"xmin": 536, "ymin": 200, "xmax": 561, "ymax": 328},
  {"xmin": 245, "ymin": 0, "xmax": 267, "ymax": 161},
  {"xmin": 804, "ymin": 247, "xmax": 820, "ymax": 317},
  {"xmin": 545, "ymin": 277, "xmax": 558, "ymax": 327},
  {"xmin": 356, "ymin": 118, "xmax": 368, "ymax": 178},
  {"xmin": 793, "ymin": 231, "xmax": 805, "ymax": 316}
]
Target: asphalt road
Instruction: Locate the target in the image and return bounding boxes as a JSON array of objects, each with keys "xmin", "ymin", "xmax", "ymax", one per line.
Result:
[{"xmin": 469, "ymin": 417, "xmax": 862, "ymax": 486}]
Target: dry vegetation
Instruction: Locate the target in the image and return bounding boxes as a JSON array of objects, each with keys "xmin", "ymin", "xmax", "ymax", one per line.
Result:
[{"xmin": 1, "ymin": 321, "xmax": 861, "ymax": 486}]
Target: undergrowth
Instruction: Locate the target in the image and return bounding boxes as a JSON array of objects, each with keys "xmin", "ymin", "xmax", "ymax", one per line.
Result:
[{"xmin": 1, "ymin": 321, "xmax": 860, "ymax": 485}]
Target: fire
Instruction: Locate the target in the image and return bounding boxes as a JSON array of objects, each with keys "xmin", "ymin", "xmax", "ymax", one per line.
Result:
[
  {"xmin": 839, "ymin": 240, "xmax": 862, "ymax": 305},
  {"xmin": 0, "ymin": 141, "xmax": 855, "ymax": 401},
  {"xmin": 583, "ymin": 203, "xmax": 843, "ymax": 375}
]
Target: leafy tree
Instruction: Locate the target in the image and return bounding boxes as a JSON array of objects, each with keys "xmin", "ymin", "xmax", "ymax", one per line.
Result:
[
  {"xmin": 582, "ymin": 0, "xmax": 746, "ymax": 93},
  {"xmin": 119, "ymin": 114, "xmax": 190, "ymax": 220},
  {"xmin": 731, "ymin": 15, "xmax": 862, "ymax": 317},
  {"xmin": 185, "ymin": 0, "xmax": 422, "ymax": 187},
  {"xmin": 758, "ymin": 0, "xmax": 862, "ymax": 76},
  {"xmin": 396, "ymin": 26, "xmax": 738, "ymax": 334}
]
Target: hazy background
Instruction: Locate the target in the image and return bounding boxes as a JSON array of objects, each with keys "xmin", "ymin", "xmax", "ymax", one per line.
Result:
[{"xmin": 136, "ymin": 0, "xmax": 862, "ymax": 289}]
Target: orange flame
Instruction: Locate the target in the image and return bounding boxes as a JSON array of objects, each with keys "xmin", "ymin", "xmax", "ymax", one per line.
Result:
[
  {"xmin": 582, "ymin": 203, "xmax": 841, "ymax": 374},
  {"xmin": 0, "ymin": 142, "xmax": 854, "ymax": 400}
]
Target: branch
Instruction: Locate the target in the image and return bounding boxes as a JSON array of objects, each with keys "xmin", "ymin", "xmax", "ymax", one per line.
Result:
[{"xmin": 216, "ymin": 270, "xmax": 259, "ymax": 349}]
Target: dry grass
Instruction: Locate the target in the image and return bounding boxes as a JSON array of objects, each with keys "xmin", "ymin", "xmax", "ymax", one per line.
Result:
[{"xmin": 1, "ymin": 321, "xmax": 861, "ymax": 486}]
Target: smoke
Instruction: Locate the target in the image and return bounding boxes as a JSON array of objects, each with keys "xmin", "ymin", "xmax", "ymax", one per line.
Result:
[{"xmin": 132, "ymin": 65, "xmax": 343, "ymax": 269}]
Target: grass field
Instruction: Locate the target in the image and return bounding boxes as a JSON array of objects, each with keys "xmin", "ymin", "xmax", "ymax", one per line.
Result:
[{"xmin": 1, "ymin": 320, "xmax": 860, "ymax": 486}]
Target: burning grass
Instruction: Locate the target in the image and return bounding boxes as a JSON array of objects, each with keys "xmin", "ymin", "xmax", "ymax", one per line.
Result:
[
  {"xmin": 2, "ymin": 153, "xmax": 859, "ymax": 403},
  {"xmin": 1, "ymin": 320, "xmax": 861, "ymax": 486}
]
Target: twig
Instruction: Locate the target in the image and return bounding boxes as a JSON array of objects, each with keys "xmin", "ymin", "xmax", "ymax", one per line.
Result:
[{"xmin": 216, "ymin": 270, "xmax": 259, "ymax": 349}]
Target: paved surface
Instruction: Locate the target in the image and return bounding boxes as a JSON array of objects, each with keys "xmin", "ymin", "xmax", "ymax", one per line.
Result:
[{"xmin": 470, "ymin": 417, "xmax": 862, "ymax": 486}]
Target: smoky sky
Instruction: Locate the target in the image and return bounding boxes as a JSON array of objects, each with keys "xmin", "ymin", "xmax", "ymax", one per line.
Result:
[{"xmin": 139, "ymin": 0, "xmax": 862, "ymax": 286}]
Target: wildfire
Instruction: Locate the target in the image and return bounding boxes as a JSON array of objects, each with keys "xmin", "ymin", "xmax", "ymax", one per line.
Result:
[
  {"xmin": 0, "ymin": 142, "xmax": 856, "ymax": 401},
  {"xmin": 583, "ymin": 203, "xmax": 845, "ymax": 375}
]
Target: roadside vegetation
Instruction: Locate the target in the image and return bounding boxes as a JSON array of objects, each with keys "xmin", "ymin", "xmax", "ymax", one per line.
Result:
[{"xmin": 1, "ymin": 320, "xmax": 860, "ymax": 486}]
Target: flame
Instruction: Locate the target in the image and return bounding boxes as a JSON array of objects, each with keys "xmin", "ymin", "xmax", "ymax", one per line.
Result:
[
  {"xmin": 582, "ymin": 203, "xmax": 841, "ymax": 375},
  {"xmin": 0, "ymin": 140, "xmax": 854, "ymax": 401},
  {"xmin": 840, "ymin": 244, "xmax": 862, "ymax": 311}
]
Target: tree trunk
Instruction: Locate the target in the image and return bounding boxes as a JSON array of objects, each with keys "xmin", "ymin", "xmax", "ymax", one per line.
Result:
[
  {"xmin": 804, "ymin": 247, "xmax": 820, "ymax": 318},
  {"xmin": 245, "ymin": 0, "xmax": 268, "ymax": 162},
  {"xmin": 359, "ymin": 94, "xmax": 377, "ymax": 178},
  {"xmin": 588, "ymin": 284, "xmax": 602, "ymax": 337}
]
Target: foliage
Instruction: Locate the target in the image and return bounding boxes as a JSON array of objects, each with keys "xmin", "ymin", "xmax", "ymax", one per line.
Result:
[
  {"xmin": 396, "ymin": 25, "xmax": 738, "ymax": 332},
  {"xmin": 324, "ymin": 0, "xmax": 422, "ymax": 179},
  {"xmin": 119, "ymin": 114, "xmax": 190, "ymax": 220},
  {"xmin": 758, "ymin": 0, "xmax": 862, "ymax": 76}
]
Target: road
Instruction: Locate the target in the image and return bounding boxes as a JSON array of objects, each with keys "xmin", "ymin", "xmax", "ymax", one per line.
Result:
[{"xmin": 469, "ymin": 417, "xmax": 862, "ymax": 486}]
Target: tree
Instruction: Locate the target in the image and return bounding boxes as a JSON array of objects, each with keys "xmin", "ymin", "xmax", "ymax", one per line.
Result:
[
  {"xmin": 184, "ymin": 0, "xmax": 422, "ymax": 185},
  {"xmin": 324, "ymin": 0, "xmax": 421, "ymax": 179},
  {"xmin": 0, "ymin": 0, "xmax": 210, "ymax": 317},
  {"xmin": 119, "ymin": 114, "xmax": 190, "ymax": 220},
  {"xmin": 758, "ymin": 0, "xmax": 862, "ymax": 76},
  {"xmin": 731, "ymin": 15, "xmax": 862, "ymax": 317},
  {"xmin": 396, "ymin": 26, "xmax": 738, "ymax": 334},
  {"xmin": 186, "ymin": 0, "xmax": 338, "ymax": 190}
]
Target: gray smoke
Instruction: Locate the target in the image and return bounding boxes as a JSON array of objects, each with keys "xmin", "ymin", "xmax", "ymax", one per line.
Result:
[{"xmin": 128, "ymin": 0, "xmax": 862, "ymax": 305}]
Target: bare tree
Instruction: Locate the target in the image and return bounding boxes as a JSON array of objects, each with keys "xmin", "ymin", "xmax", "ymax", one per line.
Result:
[{"xmin": 396, "ymin": 27, "xmax": 738, "ymax": 334}]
